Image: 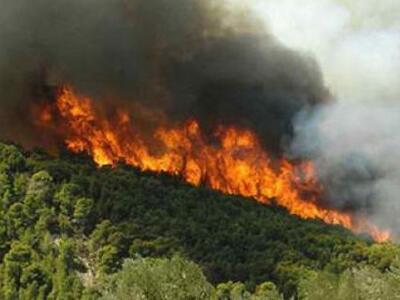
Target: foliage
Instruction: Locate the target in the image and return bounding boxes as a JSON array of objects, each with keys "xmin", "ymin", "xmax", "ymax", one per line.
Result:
[
  {"xmin": 0, "ymin": 142, "xmax": 398, "ymax": 299},
  {"xmin": 100, "ymin": 256, "xmax": 213, "ymax": 300},
  {"xmin": 298, "ymin": 264, "xmax": 400, "ymax": 300}
]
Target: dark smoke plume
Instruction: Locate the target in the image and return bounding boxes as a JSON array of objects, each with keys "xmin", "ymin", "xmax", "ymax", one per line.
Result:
[{"xmin": 0, "ymin": 0, "xmax": 328, "ymax": 153}]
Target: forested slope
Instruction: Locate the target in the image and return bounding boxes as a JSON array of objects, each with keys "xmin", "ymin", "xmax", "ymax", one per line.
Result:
[{"xmin": 0, "ymin": 142, "xmax": 398, "ymax": 299}]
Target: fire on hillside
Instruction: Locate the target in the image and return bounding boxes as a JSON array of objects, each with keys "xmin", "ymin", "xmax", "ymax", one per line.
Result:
[{"xmin": 35, "ymin": 86, "xmax": 391, "ymax": 242}]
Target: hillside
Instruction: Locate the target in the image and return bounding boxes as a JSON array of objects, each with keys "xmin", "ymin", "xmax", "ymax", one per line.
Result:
[{"xmin": 0, "ymin": 142, "xmax": 399, "ymax": 299}]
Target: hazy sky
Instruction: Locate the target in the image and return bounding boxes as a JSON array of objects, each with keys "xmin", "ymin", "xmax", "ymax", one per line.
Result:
[
  {"xmin": 249, "ymin": 0, "xmax": 400, "ymax": 233},
  {"xmin": 251, "ymin": 0, "xmax": 400, "ymax": 103}
]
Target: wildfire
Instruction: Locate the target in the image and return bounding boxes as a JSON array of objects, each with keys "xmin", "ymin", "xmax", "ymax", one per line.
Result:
[{"xmin": 38, "ymin": 86, "xmax": 391, "ymax": 242}]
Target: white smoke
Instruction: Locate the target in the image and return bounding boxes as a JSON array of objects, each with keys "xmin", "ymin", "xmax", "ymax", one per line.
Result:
[
  {"xmin": 248, "ymin": 0, "xmax": 400, "ymax": 234},
  {"xmin": 252, "ymin": 0, "xmax": 400, "ymax": 102}
]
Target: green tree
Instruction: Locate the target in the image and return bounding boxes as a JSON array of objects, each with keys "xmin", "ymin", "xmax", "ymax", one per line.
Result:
[
  {"xmin": 19, "ymin": 263, "xmax": 51, "ymax": 300},
  {"xmin": 97, "ymin": 245, "xmax": 121, "ymax": 274},
  {"xmin": 298, "ymin": 266, "xmax": 400, "ymax": 300},
  {"xmin": 89, "ymin": 221, "xmax": 122, "ymax": 253},
  {"xmin": 213, "ymin": 281, "xmax": 283, "ymax": 300},
  {"xmin": 100, "ymin": 256, "xmax": 213, "ymax": 300},
  {"xmin": 0, "ymin": 144, "xmax": 25, "ymax": 173},
  {"xmin": 252, "ymin": 282, "xmax": 283, "ymax": 300},
  {"xmin": 6, "ymin": 203, "xmax": 27, "ymax": 238},
  {"xmin": 0, "ymin": 172, "xmax": 12, "ymax": 209},
  {"xmin": 2, "ymin": 242, "xmax": 32, "ymax": 300},
  {"xmin": 26, "ymin": 171, "xmax": 54, "ymax": 203},
  {"xmin": 55, "ymin": 183, "xmax": 82, "ymax": 217},
  {"xmin": 214, "ymin": 281, "xmax": 251, "ymax": 300},
  {"xmin": 49, "ymin": 239, "xmax": 84, "ymax": 300},
  {"xmin": 73, "ymin": 197, "xmax": 93, "ymax": 226}
]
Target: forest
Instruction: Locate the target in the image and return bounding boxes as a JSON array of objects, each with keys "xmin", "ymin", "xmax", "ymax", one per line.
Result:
[{"xmin": 0, "ymin": 142, "xmax": 399, "ymax": 299}]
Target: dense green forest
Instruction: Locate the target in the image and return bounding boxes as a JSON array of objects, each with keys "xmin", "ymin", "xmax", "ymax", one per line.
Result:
[{"xmin": 0, "ymin": 142, "xmax": 399, "ymax": 299}]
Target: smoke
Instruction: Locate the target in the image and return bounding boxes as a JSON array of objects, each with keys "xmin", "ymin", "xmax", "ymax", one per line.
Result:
[
  {"xmin": 252, "ymin": 0, "xmax": 400, "ymax": 233},
  {"xmin": 4, "ymin": 0, "xmax": 398, "ymax": 234},
  {"xmin": 0, "ymin": 0, "xmax": 328, "ymax": 153}
]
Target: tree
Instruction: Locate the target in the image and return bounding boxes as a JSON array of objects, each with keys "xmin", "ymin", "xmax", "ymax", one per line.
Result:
[
  {"xmin": 19, "ymin": 263, "xmax": 51, "ymax": 300},
  {"xmin": 214, "ymin": 281, "xmax": 251, "ymax": 299},
  {"xmin": 298, "ymin": 266, "xmax": 400, "ymax": 300},
  {"xmin": 213, "ymin": 281, "xmax": 283, "ymax": 300},
  {"xmin": 97, "ymin": 245, "xmax": 121, "ymax": 274},
  {"xmin": 0, "ymin": 144, "xmax": 25, "ymax": 173},
  {"xmin": 0, "ymin": 172, "xmax": 12, "ymax": 209},
  {"xmin": 89, "ymin": 221, "xmax": 122, "ymax": 253},
  {"xmin": 54, "ymin": 183, "xmax": 82, "ymax": 216},
  {"xmin": 6, "ymin": 203, "xmax": 27, "ymax": 238},
  {"xmin": 73, "ymin": 197, "xmax": 93, "ymax": 227},
  {"xmin": 2, "ymin": 242, "xmax": 32, "ymax": 300},
  {"xmin": 26, "ymin": 171, "xmax": 54, "ymax": 203},
  {"xmin": 252, "ymin": 282, "xmax": 283, "ymax": 300},
  {"xmin": 100, "ymin": 256, "xmax": 213, "ymax": 300},
  {"xmin": 49, "ymin": 239, "xmax": 84, "ymax": 300}
]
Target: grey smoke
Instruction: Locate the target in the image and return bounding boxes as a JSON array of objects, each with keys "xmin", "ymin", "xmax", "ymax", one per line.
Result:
[
  {"xmin": 290, "ymin": 103, "xmax": 400, "ymax": 234},
  {"xmin": 260, "ymin": 0, "xmax": 400, "ymax": 234}
]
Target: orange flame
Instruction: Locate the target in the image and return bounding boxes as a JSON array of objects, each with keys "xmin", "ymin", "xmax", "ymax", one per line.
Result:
[{"xmin": 39, "ymin": 86, "xmax": 391, "ymax": 242}]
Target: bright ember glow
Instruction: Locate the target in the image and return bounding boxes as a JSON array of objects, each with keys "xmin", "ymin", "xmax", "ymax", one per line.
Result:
[{"xmin": 39, "ymin": 86, "xmax": 391, "ymax": 242}]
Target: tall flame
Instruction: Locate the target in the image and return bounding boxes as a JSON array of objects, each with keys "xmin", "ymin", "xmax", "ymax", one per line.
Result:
[{"xmin": 38, "ymin": 86, "xmax": 391, "ymax": 242}]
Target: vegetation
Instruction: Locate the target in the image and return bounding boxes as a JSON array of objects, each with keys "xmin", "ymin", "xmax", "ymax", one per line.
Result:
[{"xmin": 0, "ymin": 142, "xmax": 398, "ymax": 299}]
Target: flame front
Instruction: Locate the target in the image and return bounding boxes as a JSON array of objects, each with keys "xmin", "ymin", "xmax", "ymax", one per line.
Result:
[{"xmin": 38, "ymin": 86, "xmax": 391, "ymax": 242}]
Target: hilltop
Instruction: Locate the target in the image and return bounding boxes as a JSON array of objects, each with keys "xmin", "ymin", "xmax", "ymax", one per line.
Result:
[{"xmin": 0, "ymin": 142, "xmax": 398, "ymax": 299}]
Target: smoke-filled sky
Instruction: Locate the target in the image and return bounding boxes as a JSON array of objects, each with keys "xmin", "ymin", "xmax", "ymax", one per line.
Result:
[
  {"xmin": 250, "ymin": 0, "xmax": 400, "ymax": 233},
  {"xmin": 0, "ymin": 0, "xmax": 327, "ymax": 153},
  {"xmin": 252, "ymin": 0, "xmax": 400, "ymax": 103},
  {"xmin": 1, "ymin": 0, "xmax": 400, "ymax": 234}
]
